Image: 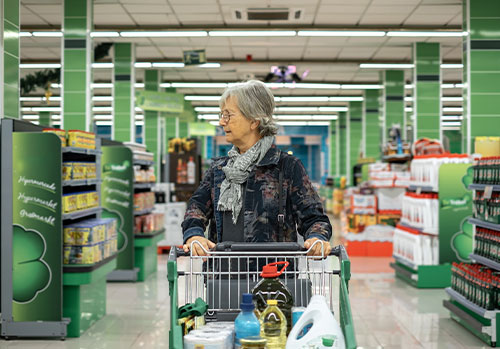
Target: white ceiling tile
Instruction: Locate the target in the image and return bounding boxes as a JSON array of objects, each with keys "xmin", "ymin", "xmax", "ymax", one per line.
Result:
[
  {"xmin": 95, "ymin": 4, "xmax": 128, "ymax": 14},
  {"xmin": 442, "ymin": 46, "xmax": 462, "ymax": 60},
  {"xmin": 21, "ymin": 47, "xmax": 58, "ymax": 60},
  {"xmin": 404, "ymin": 13, "xmax": 457, "ymax": 26},
  {"xmin": 189, "ymin": 37, "xmax": 230, "ymax": 46},
  {"xmin": 314, "ymin": 14, "xmax": 362, "ymax": 25},
  {"xmin": 122, "ymin": 4, "xmax": 171, "ymax": 13},
  {"xmin": 21, "ymin": 14, "xmax": 48, "ymax": 26},
  {"xmin": 129, "ymin": 13, "xmax": 171, "ymax": 24},
  {"xmin": 343, "ymin": 37, "xmax": 388, "ymax": 46},
  {"xmin": 94, "ymin": 14, "xmax": 135, "ymax": 26},
  {"xmin": 25, "ymin": 4, "xmax": 61, "ymax": 14},
  {"xmin": 442, "ymin": 70, "xmax": 462, "ymax": 81},
  {"xmin": 337, "ymin": 47, "xmax": 375, "ymax": 60},
  {"xmin": 306, "ymin": 37, "xmax": 350, "ymax": 46},
  {"xmin": 36, "ymin": 14, "xmax": 61, "ymax": 25},
  {"xmin": 317, "ymin": 5, "xmax": 367, "ymax": 14},
  {"xmin": 172, "ymin": 5, "xmax": 219, "ymax": 14},
  {"xmin": 365, "ymin": 5, "xmax": 416, "ymax": 14},
  {"xmin": 179, "ymin": 71, "xmax": 211, "ymax": 80},
  {"xmin": 134, "ymin": 46, "xmax": 164, "ymax": 59},
  {"xmin": 302, "ymin": 47, "xmax": 341, "ymax": 60},
  {"xmin": 359, "ymin": 13, "xmax": 408, "ymax": 25},
  {"xmin": 446, "ymin": 13, "xmax": 462, "ymax": 26},
  {"xmin": 412, "ymin": 5, "xmax": 461, "ymax": 16},
  {"xmin": 149, "ymin": 37, "xmax": 192, "ymax": 46},
  {"xmin": 156, "ymin": 46, "xmax": 184, "ymax": 58},
  {"xmin": 205, "ymin": 47, "xmax": 233, "ymax": 60},
  {"xmin": 372, "ymin": 47, "xmax": 412, "ymax": 60},
  {"xmin": 268, "ymin": 47, "xmax": 303, "ymax": 60}
]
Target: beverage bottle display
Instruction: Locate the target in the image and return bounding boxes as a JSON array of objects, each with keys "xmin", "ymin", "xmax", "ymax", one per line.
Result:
[
  {"xmin": 252, "ymin": 261, "xmax": 294, "ymax": 334},
  {"xmin": 176, "ymin": 159, "xmax": 184, "ymax": 184},
  {"xmin": 234, "ymin": 293, "xmax": 261, "ymax": 349},
  {"xmin": 260, "ymin": 299, "xmax": 287, "ymax": 349},
  {"xmin": 187, "ymin": 156, "xmax": 196, "ymax": 184}
]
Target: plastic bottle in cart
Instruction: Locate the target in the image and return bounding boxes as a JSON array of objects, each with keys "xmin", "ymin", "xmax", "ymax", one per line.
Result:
[
  {"xmin": 235, "ymin": 293, "xmax": 261, "ymax": 349},
  {"xmin": 260, "ymin": 299, "xmax": 287, "ymax": 349},
  {"xmin": 286, "ymin": 295, "xmax": 345, "ymax": 349},
  {"xmin": 252, "ymin": 261, "xmax": 294, "ymax": 335},
  {"xmin": 187, "ymin": 156, "xmax": 196, "ymax": 184}
]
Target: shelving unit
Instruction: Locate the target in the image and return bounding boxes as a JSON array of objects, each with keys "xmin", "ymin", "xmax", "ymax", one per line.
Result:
[
  {"xmin": 63, "ymin": 179, "xmax": 101, "ymax": 187},
  {"xmin": 134, "ymin": 208, "xmax": 155, "ymax": 216},
  {"xmin": 391, "ymin": 162, "xmax": 473, "ymax": 288},
  {"xmin": 134, "ymin": 228, "xmax": 165, "ymax": 281},
  {"xmin": 134, "ymin": 182, "xmax": 156, "ymax": 189},
  {"xmin": 62, "ymin": 207, "xmax": 102, "ymax": 220}
]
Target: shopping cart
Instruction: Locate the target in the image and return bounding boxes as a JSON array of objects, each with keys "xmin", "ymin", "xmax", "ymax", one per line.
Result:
[{"xmin": 168, "ymin": 241, "xmax": 357, "ymax": 349}]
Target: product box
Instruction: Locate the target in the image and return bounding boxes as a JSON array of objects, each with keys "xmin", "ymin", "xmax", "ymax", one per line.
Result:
[
  {"xmin": 63, "ymin": 194, "xmax": 77, "ymax": 213},
  {"xmin": 43, "ymin": 128, "xmax": 67, "ymax": 146},
  {"xmin": 475, "ymin": 137, "xmax": 500, "ymax": 157},
  {"xmin": 62, "ymin": 162, "xmax": 72, "ymax": 180},
  {"xmin": 350, "ymin": 194, "xmax": 377, "ymax": 215},
  {"xmin": 68, "ymin": 130, "xmax": 96, "ymax": 149}
]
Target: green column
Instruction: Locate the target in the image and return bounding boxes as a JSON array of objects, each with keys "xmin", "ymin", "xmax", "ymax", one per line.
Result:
[
  {"xmin": 1, "ymin": 0, "xmax": 20, "ymax": 119},
  {"xmin": 413, "ymin": 42, "xmax": 441, "ymax": 141},
  {"xmin": 382, "ymin": 70, "xmax": 405, "ymax": 144},
  {"xmin": 39, "ymin": 111, "xmax": 51, "ymax": 127},
  {"xmin": 165, "ymin": 116, "xmax": 177, "ymax": 140},
  {"xmin": 363, "ymin": 89, "xmax": 381, "ymax": 159},
  {"xmin": 62, "ymin": 0, "xmax": 92, "ymax": 131},
  {"xmin": 337, "ymin": 111, "xmax": 347, "ymax": 178},
  {"xmin": 463, "ymin": 0, "xmax": 500, "ymax": 153},
  {"xmin": 329, "ymin": 120, "xmax": 337, "ymax": 176},
  {"xmin": 144, "ymin": 70, "xmax": 161, "ymax": 180},
  {"xmin": 113, "ymin": 43, "xmax": 135, "ymax": 142},
  {"xmin": 348, "ymin": 101, "xmax": 362, "ymax": 185}
]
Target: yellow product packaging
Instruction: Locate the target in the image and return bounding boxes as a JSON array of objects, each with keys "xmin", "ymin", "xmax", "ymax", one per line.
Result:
[
  {"xmin": 88, "ymin": 191, "xmax": 99, "ymax": 208},
  {"xmin": 81, "ymin": 245, "xmax": 95, "ymax": 264},
  {"xmin": 86, "ymin": 163, "xmax": 97, "ymax": 179},
  {"xmin": 76, "ymin": 192, "xmax": 88, "ymax": 210},
  {"xmin": 63, "ymin": 225, "xmax": 76, "ymax": 245},
  {"xmin": 63, "ymin": 194, "xmax": 77, "ymax": 213},
  {"xmin": 43, "ymin": 128, "xmax": 67, "ymax": 146},
  {"xmin": 475, "ymin": 136, "xmax": 500, "ymax": 157},
  {"xmin": 63, "ymin": 246, "xmax": 72, "ymax": 264},
  {"xmin": 72, "ymin": 162, "xmax": 86, "ymax": 180},
  {"xmin": 178, "ymin": 315, "xmax": 196, "ymax": 336},
  {"xmin": 62, "ymin": 162, "xmax": 73, "ymax": 181},
  {"xmin": 110, "ymin": 237, "xmax": 118, "ymax": 254}
]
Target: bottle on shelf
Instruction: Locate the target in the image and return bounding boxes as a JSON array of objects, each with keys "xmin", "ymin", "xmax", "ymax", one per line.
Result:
[
  {"xmin": 259, "ymin": 299, "xmax": 287, "ymax": 349},
  {"xmin": 234, "ymin": 293, "xmax": 261, "ymax": 349},
  {"xmin": 177, "ymin": 158, "xmax": 185, "ymax": 184},
  {"xmin": 187, "ymin": 156, "xmax": 196, "ymax": 184}
]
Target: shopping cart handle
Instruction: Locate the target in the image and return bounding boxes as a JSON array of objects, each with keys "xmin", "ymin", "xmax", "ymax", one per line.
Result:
[
  {"xmin": 215, "ymin": 241, "xmax": 304, "ymax": 252},
  {"xmin": 174, "ymin": 247, "xmax": 190, "ymax": 257}
]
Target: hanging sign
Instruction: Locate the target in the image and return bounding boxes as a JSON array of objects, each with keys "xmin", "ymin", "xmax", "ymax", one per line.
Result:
[
  {"xmin": 12, "ymin": 132, "xmax": 62, "ymax": 321},
  {"xmin": 183, "ymin": 49, "xmax": 207, "ymax": 66},
  {"xmin": 188, "ymin": 122, "xmax": 216, "ymax": 136},
  {"xmin": 136, "ymin": 90, "xmax": 184, "ymax": 113}
]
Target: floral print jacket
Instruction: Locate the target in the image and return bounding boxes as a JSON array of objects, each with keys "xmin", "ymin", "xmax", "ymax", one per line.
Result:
[{"xmin": 182, "ymin": 145, "xmax": 332, "ymax": 244}]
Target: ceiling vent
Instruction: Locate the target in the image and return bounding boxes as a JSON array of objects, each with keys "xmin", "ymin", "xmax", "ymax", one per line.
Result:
[{"xmin": 233, "ymin": 8, "xmax": 304, "ymax": 21}]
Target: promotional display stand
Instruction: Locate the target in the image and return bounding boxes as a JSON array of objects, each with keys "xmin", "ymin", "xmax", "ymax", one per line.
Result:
[{"xmin": 391, "ymin": 163, "xmax": 473, "ymax": 288}]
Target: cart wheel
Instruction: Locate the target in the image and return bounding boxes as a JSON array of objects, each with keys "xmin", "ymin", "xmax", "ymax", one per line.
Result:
[{"xmin": 60, "ymin": 337, "xmax": 66, "ymax": 341}]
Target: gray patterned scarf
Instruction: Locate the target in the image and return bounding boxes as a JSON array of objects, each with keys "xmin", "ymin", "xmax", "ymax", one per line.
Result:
[{"xmin": 217, "ymin": 136, "xmax": 274, "ymax": 224}]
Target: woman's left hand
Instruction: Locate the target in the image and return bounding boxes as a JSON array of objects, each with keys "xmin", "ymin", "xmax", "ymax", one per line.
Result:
[{"xmin": 304, "ymin": 238, "xmax": 331, "ymax": 257}]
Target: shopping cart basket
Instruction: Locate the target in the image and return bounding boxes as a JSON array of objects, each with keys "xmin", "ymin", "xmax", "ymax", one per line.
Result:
[{"xmin": 168, "ymin": 241, "xmax": 357, "ymax": 349}]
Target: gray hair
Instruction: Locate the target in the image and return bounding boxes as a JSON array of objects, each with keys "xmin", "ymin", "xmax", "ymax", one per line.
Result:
[{"xmin": 219, "ymin": 80, "xmax": 278, "ymax": 137}]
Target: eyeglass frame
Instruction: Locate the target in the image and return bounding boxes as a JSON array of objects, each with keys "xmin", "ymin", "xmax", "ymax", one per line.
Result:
[{"xmin": 218, "ymin": 112, "xmax": 236, "ymax": 123}]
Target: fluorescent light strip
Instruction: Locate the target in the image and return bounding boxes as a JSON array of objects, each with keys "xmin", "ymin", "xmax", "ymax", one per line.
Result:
[
  {"xmin": 91, "ymin": 31, "xmax": 119, "ymax": 38},
  {"xmin": 20, "ymin": 63, "xmax": 61, "ymax": 69},
  {"xmin": 387, "ymin": 31, "xmax": 467, "ymax": 37},
  {"xmin": 443, "ymin": 107, "xmax": 464, "ymax": 112},
  {"xmin": 121, "ymin": 31, "xmax": 207, "ymax": 37},
  {"xmin": 278, "ymin": 121, "xmax": 331, "ymax": 126},
  {"xmin": 209, "ymin": 30, "xmax": 295, "ymax": 37},
  {"xmin": 92, "ymin": 96, "xmax": 113, "ymax": 101},
  {"xmin": 442, "ymin": 96, "xmax": 463, "ymax": 102},
  {"xmin": 92, "ymin": 63, "xmax": 114, "ymax": 69},
  {"xmin": 361, "ymin": 63, "xmax": 462, "ymax": 69},
  {"xmin": 198, "ymin": 106, "xmax": 351, "ymax": 113},
  {"xmin": 442, "ymin": 121, "xmax": 462, "ymax": 126},
  {"xmin": 442, "ymin": 115, "xmax": 463, "ymax": 121},
  {"xmin": 92, "ymin": 83, "xmax": 113, "ymax": 89},
  {"xmin": 19, "ymin": 32, "xmax": 32, "ymax": 37},
  {"xmin": 93, "ymin": 106, "xmax": 113, "ymax": 112},
  {"xmin": 441, "ymin": 64, "xmax": 463, "ymax": 69},
  {"xmin": 22, "ymin": 107, "xmax": 61, "ymax": 112},
  {"xmin": 195, "ymin": 107, "xmax": 220, "ymax": 112},
  {"xmin": 22, "ymin": 115, "xmax": 39, "ymax": 120},
  {"xmin": 20, "ymin": 96, "xmax": 62, "ymax": 102},
  {"xmin": 298, "ymin": 30, "xmax": 385, "ymax": 37},
  {"xmin": 32, "ymin": 31, "xmax": 63, "ymax": 37}
]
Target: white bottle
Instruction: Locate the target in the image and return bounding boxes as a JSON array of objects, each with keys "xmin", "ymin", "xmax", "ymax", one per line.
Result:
[
  {"xmin": 286, "ymin": 295, "xmax": 346, "ymax": 349},
  {"xmin": 187, "ymin": 156, "xmax": 196, "ymax": 184}
]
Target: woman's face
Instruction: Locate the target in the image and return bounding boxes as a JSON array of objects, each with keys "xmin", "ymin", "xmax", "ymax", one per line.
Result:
[{"xmin": 220, "ymin": 96, "xmax": 260, "ymax": 152}]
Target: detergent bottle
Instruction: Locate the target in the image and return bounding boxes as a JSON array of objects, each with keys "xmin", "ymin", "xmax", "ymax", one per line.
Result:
[
  {"xmin": 286, "ymin": 295, "xmax": 346, "ymax": 349},
  {"xmin": 252, "ymin": 261, "xmax": 294, "ymax": 334}
]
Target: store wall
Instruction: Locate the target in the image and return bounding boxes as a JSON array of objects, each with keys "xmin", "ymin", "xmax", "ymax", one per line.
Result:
[{"xmin": 2, "ymin": 0, "xmax": 20, "ymax": 119}]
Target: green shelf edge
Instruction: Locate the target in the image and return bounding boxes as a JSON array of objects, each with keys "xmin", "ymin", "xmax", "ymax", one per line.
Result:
[
  {"xmin": 391, "ymin": 261, "xmax": 451, "ymax": 288},
  {"xmin": 134, "ymin": 232, "xmax": 164, "ymax": 247},
  {"xmin": 63, "ymin": 258, "xmax": 117, "ymax": 286}
]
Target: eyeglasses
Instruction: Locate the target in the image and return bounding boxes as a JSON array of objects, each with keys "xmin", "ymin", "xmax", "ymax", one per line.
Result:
[{"xmin": 218, "ymin": 112, "xmax": 234, "ymax": 123}]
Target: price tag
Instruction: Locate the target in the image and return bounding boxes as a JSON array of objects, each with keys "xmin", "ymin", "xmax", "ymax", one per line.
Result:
[
  {"xmin": 416, "ymin": 187, "xmax": 422, "ymax": 195},
  {"xmin": 484, "ymin": 185, "xmax": 493, "ymax": 200}
]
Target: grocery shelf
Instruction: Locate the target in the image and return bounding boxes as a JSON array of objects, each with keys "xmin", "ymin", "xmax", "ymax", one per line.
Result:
[
  {"xmin": 390, "ymin": 260, "xmax": 451, "ymax": 288},
  {"xmin": 133, "ymin": 159, "xmax": 155, "ymax": 167},
  {"xmin": 133, "ymin": 208, "xmax": 154, "ymax": 216},
  {"xmin": 469, "ymin": 183, "xmax": 500, "ymax": 192},
  {"xmin": 393, "ymin": 255, "xmax": 418, "ymax": 271},
  {"xmin": 62, "ymin": 147, "xmax": 101, "ymax": 156},
  {"xmin": 469, "ymin": 218, "xmax": 500, "ymax": 231},
  {"xmin": 382, "ymin": 154, "xmax": 412, "ymax": 163},
  {"xmin": 469, "ymin": 253, "xmax": 500, "ymax": 272},
  {"xmin": 445, "ymin": 287, "xmax": 498, "ymax": 319},
  {"xmin": 63, "ymin": 206, "xmax": 102, "ymax": 220},
  {"xmin": 63, "ymin": 254, "xmax": 118, "ymax": 274},
  {"xmin": 134, "ymin": 182, "xmax": 156, "ymax": 189},
  {"xmin": 63, "ymin": 178, "xmax": 100, "ymax": 187},
  {"xmin": 398, "ymin": 222, "xmax": 438, "ymax": 236},
  {"xmin": 408, "ymin": 184, "xmax": 436, "ymax": 193},
  {"xmin": 134, "ymin": 228, "xmax": 166, "ymax": 239}
]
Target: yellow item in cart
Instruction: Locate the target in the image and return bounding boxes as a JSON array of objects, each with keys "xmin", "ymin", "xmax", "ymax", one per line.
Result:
[
  {"xmin": 63, "ymin": 194, "xmax": 77, "ymax": 213},
  {"xmin": 62, "ymin": 162, "xmax": 72, "ymax": 180},
  {"xmin": 43, "ymin": 128, "xmax": 67, "ymax": 146}
]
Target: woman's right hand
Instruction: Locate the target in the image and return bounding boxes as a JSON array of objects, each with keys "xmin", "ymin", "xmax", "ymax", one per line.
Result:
[{"xmin": 183, "ymin": 236, "xmax": 216, "ymax": 256}]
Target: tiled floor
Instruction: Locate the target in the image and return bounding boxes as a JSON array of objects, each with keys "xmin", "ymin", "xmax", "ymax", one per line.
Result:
[{"xmin": 0, "ymin": 253, "xmax": 489, "ymax": 348}]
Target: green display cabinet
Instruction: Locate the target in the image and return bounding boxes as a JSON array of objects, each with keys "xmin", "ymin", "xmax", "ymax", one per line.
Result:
[
  {"xmin": 391, "ymin": 259, "xmax": 452, "ymax": 288},
  {"xmin": 63, "ymin": 257, "xmax": 117, "ymax": 337},
  {"xmin": 134, "ymin": 229, "xmax": 165, "ymax": 282}
]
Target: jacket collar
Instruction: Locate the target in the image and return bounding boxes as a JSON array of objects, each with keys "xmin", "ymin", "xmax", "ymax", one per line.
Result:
[{"xmin": 256, "ymin": 144, "xmax": 281, "ymax": 167}]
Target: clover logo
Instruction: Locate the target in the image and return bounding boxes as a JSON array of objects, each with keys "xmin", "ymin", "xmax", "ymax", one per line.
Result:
[
  {"xmin": 12, "ymin": 225, "xmax": 51, "ymax": 303},
  {"xmin": 451, "ymin": 218, "xmax": 473, "ymax": 262},
  {"xmin": 462, "ymin": 165, "xmax": 474, "ymax": 189}
]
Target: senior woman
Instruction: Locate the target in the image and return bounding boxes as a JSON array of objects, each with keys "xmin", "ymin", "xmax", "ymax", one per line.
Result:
[{"xmin": 182, "ymin": 80, "xmax": 332, "ymax": 257}]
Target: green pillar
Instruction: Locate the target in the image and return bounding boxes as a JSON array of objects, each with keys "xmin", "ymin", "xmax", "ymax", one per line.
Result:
[
  {"xmin": 413, "ymin": 42, "xmax": 441, "ymax": 141},
  {"xmin": 329, "ymin": 120, "xmax": 337, "ymax": 176},
  {"xmin": 113, "ymin": 43, "xmax": 135, "ymax": 142},
  {"xmin": 348, "ymin": 101, "xmax": 362, "ymax": 185},
  {"xmin": 39, "ymin": 111, "xmax": 51, "ymax": 127},
  {"xmin": 1, "ymin": 0, "xmax": 20, "ymax": 119},
  {"xmin": 62, "ymin": 0, "xmax": 92, "ymax": 131},
  {"xmin": 144, "ymin": 70, "xmax": 161, "ymax": 180},
  {"xmin": 337, "ymin": 111, "xmax": 347, "ymax": 178},
  {"xmin": 363, "ymin": 90, "xmax": 381, "ymax": 159},
  {"xmin": 463, "ymin": 0, "xmax": 500, "ymax": 153},
  {"xmin": 382, "ymin": 70, "xmax": 405, "ymax": 144}
]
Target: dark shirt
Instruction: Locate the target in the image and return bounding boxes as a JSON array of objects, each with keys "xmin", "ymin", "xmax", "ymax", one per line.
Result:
[{"xmin": 222, "ymin": 183, "xmax": 246, "ymax": 242}]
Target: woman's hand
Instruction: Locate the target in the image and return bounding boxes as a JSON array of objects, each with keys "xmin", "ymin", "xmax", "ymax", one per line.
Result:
[
  {"xmin": 304, "ymin": 238, "xmax": 331, "ymax": 258},
  {"xmin": 183, "ymin": 236, "xmax": 216, "ymax": 256}
]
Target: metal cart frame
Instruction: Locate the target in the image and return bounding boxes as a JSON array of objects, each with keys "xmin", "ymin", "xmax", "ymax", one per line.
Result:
[{"xmin": 168, "ymin": 242, "xmax": 357, "ymax": 348}]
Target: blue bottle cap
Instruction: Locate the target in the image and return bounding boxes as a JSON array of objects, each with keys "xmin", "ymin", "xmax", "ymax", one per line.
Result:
[{"xmin": 240, "ymin": 293, "xmax": 255, "ymax": 311}]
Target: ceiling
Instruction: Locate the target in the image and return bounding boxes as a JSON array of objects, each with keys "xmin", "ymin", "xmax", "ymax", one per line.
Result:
[{"xmin": 19, "ymin": 0, "xmax": 465, "ymax": 121}]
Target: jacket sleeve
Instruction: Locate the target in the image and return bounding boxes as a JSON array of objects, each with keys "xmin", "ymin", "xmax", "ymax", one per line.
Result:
[
  {"xmin": 289, "ymin": 157, "xmax": 332, "ymax": 242},
  {"xmin": 181, "ymin": 166, "xmax": 214, "ymax": 244}
]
